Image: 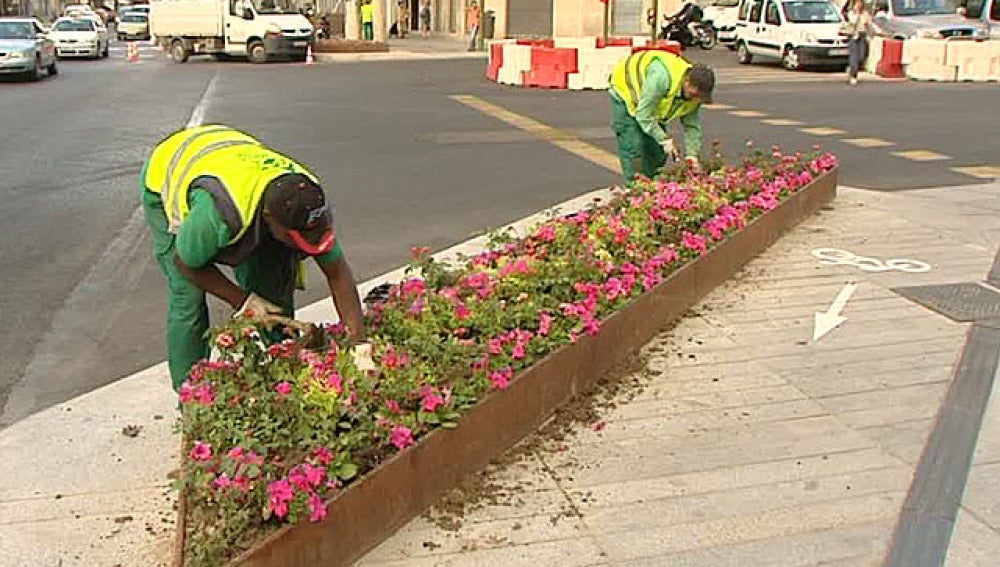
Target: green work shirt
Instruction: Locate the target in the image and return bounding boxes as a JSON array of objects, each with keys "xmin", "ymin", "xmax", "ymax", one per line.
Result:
[
  {"xmin": 628, "ymin": 60, "xmax": 704, "ymax": 157},
  {"xmin": 144, "ymin": 188, "xmax": 343, "ymax": 268}
]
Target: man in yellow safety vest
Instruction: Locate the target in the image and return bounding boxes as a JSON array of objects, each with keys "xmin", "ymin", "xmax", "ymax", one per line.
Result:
[
  {"xmin": 608, "ymin": 50, "xmax": 715, "ymax": 183},
  {"xmin": 141, "ymin": 125, "xmax": 372, "ymax": 391},
  {"xmin": 361, "ymin": 0, "xmax": 375, "ymax": 40}
]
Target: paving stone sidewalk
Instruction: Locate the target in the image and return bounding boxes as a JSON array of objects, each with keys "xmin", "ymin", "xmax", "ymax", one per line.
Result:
[{"xmin": 358, "ymin": 182, "xmax": 1000, "ymax": 567}]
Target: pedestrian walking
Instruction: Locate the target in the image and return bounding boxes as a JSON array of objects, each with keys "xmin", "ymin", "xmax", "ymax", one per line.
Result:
[
  {"xmin": 397, "ymin": 0, "xmax": 410, "ymax": 38},
  {"xmin": 361, "ymin": 0, "xmax": 374, "ymax": 41},
  {"xmin": 141, "ymin": 125, "xmax": 372, "ymax": 391},
  {"xmin": 843, "ymin": 0, "xmax": 871, "ymax": 86},
  {"xmin": 608, "ymin": 50, "xmax": 715, "ymax": 183},
  {"xmin": 466, "ymin": 0, "xmax": 480, "ymax": 51},
  {"xmin": 420, "ymin": 0, "xmax": 432, "ymax": 37}
]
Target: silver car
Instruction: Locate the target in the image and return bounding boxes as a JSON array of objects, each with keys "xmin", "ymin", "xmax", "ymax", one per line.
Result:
[
  {"xmin": 0, "ymin": 18, "xmax": 57, "ymax": 80},
  {"xmin": 870, "ymin": 0, "xmax": 989, "ymax": 38}
]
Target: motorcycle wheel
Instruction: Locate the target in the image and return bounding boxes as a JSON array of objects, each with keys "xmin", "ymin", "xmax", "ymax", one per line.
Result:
[{"xmin": 699, "ymin": 27, "xmax": 717, "ymax": 50}]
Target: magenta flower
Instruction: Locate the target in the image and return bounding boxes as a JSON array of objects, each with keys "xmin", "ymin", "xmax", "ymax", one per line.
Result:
[
  {"xmin": 275, "ymin": 382, "xmax": 292, "ymax": 397},
  {"xmin": 538, "ymin": 312, "xmax": 553, "ymax": 336},
  {"xmin": 401, "ymin": 278, "xmax": 426, "ymax": 297},
  {"xmin": 681, "ymin": 231, "xmax": 708, "ymax": 255},
  {"xmin": 422, "ymin": 393, "xmax": 445, "ymax": 413},
  {"xmin": 289, "ymin": 467, "xmax": 311, "ymax": 492},
  {"xmin": 326, "ymin": 372, "xmax": 343, "ymax": 394},
  {"xmin": 488, "ymin": 367, "xmax": 514, "ymax": 390},
  {"xmin": 178, "ymin": 382, "xmax": 195, "ymax": 404},
  {"xmin": 534, "ymin": 224, "xmax": 557, "ymax": 242},
  {"xmin": 189, "ymin": 441, "xmax": 212, "ymax": 461},
  {"xmin": 227, "ymin": 446, "xmax": 246, "ymax": 461},
  {"xmin": 511, "ymin": 342, "xmax": 526, "ymax": 360},
  {"xmin": 232, "ymin": 475, "xmax": 252, "ymax": 493},
  {"xmin": 455, "ymin": 302, "xmax": 471, "ymax": 320},
  {"xmin": 194, "ymin": 384, "xmax": 215, "ymax": 406},
  {"xmin": 308, "ymin": 492, "xmax": 328, "ymax": 522},
  {"xmin": 385, "ymin": 399, "xmax": 402, "ymax": 415},
  {"xmin": 212, "ymin": 473, "xmax": 232, "ymax": 491},
  {"xmin": 267, "ymin": 479, "xmax": 295, "ymax": 519},
  {"xmin": 408, "ymin": 297, "xmax": 425, "ymax": 316},
  {"xmin": 313, "ymin": 446, "xmax": 334, "ymax": 465},
  {"xmin": 390, "ymin": 425, "xmax": 415, "ymax": 451}
]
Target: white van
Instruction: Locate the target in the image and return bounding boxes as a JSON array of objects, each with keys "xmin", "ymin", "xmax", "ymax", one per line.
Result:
[{"xmin": 734, "ymin": 0, "xmax": 849, "ymax": 69}]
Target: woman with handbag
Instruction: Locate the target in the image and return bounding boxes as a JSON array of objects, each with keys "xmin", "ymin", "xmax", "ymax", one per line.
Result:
[{"xmin": 843, "ymin": 0, "xmax": 872, "ymax": 86}]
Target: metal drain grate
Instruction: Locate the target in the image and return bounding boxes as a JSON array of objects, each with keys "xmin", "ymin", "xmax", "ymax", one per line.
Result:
[{"xmin": 893, "ymin": 282, "xmax": 1000, "ymax": 324}]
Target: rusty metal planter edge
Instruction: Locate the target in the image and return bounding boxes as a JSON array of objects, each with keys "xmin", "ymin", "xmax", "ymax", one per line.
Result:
[{"xmin": 174, "ymin": 168, "xmax": 838, "ymax": 567}]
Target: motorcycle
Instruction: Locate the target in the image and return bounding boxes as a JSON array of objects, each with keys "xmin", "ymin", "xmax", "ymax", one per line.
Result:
[{"xmin": 659, "ymin": 11, "xmax": 718, "ymax": 50}]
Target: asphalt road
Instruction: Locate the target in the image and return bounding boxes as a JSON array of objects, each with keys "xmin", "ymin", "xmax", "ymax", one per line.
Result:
[{"xmin": 1, "ymin": 43, "xmax": 997, "ymax": 426}]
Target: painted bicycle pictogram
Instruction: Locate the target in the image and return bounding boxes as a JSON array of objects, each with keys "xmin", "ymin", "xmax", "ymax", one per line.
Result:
[{"xmin": 811, "ymin": 248, "xmax": 932, "ymax": 273}]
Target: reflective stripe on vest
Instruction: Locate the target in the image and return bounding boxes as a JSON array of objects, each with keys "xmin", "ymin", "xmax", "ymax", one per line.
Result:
[
  {"xmin": 610, "ymin": 51, "xmax": 699, "ymax": 123},
  {"xmin": 144, "ymin": 125, "xmax": 318, "ymax": 244}
]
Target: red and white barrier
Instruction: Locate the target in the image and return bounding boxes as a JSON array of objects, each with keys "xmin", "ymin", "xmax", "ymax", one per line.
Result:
[{"xmin": 488, "ymin": 37, "xmax": 682, "ymax": 91}]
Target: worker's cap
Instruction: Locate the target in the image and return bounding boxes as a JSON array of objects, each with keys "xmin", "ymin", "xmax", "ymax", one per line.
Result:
[
  {"xmin": 264, "ymin": 173, "xmax": 335, "ymax": 255},
  {"xmin": 688, "ymin": 63, "xmax": 715, "ymax": 104}
]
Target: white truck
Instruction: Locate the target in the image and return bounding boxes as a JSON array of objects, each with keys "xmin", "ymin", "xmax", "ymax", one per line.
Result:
[{"xmin": 149, "ymin": 0, "xmax": 313, "ymax": 63}]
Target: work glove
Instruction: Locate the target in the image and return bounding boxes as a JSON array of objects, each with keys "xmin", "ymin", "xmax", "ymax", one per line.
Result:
[
  {"xmin": 661, "ymin": 139, "xmax": 680, "ymax": 161},
  {"xmin": 350, "ymin": 341, "xmax": 377, "ymax": 373}
]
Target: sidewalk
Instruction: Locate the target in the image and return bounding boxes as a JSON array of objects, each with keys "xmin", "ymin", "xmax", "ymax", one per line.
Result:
[
  {"xmin": 2, "ymin": 181, "xmax": 999, "ymax": 566},
  {"xmin": 314, "ymin": 34, "xmax": 487, "ymax": 63}
]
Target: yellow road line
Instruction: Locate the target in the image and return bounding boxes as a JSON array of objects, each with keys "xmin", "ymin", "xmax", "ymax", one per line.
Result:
[
  {"xmin": 842, "ymin": 137, "xmax": 895, "ymax": 148},
  {"xmin": 952, "ymin": 165, "xmax": 1000, "ymax": 179},
  {"xmin": 729, "ymin": 110, "xmax": 769, "ymax": 118},
  {"xmin": 449, "ymin": 94, "xmax": 620, "ymax": 173},
  {"xmin": 801, "ymin": 127, "xmax": 847, "ymax": 136},
  {"xmin": 761, "ymin": 118, "xmax": 804, "ymax": 126},
  {"xmin": 892, "ymin": 149, "xmax": 951, "ymax": 162}
]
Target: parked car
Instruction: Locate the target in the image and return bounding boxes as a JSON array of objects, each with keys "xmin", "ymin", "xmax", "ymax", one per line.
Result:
[
  {"xmin": 962, "ymin": 0, "xmax": 1000, "ymax": 37},
  {"xmin": 869, "ymin": 0, "xmax": 989, "ymax": 38},
  {"xmin": 703, "ymin": 0, "xmax": 742, "ymax": 49},
  {"xmin": 49, "ymin": 17, "xmax": 110, "ymax": 59},
  {"xmin": 118, "ymin": 12, "xmax": 150, "ymax": 40},
  {"xmin": 735, "ymin": 0, "xmax": 848, "ymax": 69},
  {"xmin": 0, "ymin": 18, "xmax": 58, "ymax": 80}
]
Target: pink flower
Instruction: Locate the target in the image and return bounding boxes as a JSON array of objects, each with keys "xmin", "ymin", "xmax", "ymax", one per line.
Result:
[
  {"xmin": 189, "ymin": 441, "xmax": 212, "ymax": 461},
  {"xmin": 613, "ymin": 225, "xmax": 631, "ymax": 244},
  {"xmin": 604, "ymin": 277, "xmax": 627, "ymax": 301},
  {"xmin": 215, "ymin": 333, "xmax": 236, "ymax": 349},
  {"xmin": 390, "ymin": 425, "xmax": 415, "ymax": 451},
  {"xmin": 535, "ymin": 224, "xmax": 557, "ymax": 242},
  {"xmin": 385, "ymin": 399, "xmax": 402, "ymax": 415},
  {"xmin": 538, "ymin": 312, "xmax": 553, "ymax": 336},
  {"xmin": 227, "ymin": 446, "xmax": 246, "ymax": 462},
  {"xmin": 401, "ymin": 278, "xmax": 426, "ymax": 297},
  {"xmin": 511, "ymin": 342, "xmax": 526, "ymax": 360},
  {"xmin": 302, "ymin": 464, "xmax": 326, "ymax": 487},
  {"xmin": 422, "ymin": 393, "xmax": 445, "ymax": 413},
  {"xmin": 232, "ymin": 475, "xmax": 252, "ymax": 492},
  {"xmin": 243, "ymin": 451, "xmax": 265, "ymax": 467},
  {"xmin": 488, "ymin": 367, "xmax": 514, "ymax": 390},
  {"xmin": 275, "ymin": 381, "xmax": 292, "ymax": 397},
  {"xmin": 313, "ymin": 447, "xmax": 335, "ymax": 465},
  {"xmin": 410, "ymin": 246, "xmax": 431, "ymax": 260},
  {"xmin": 289, "ymin": 467, "xmax": 311, "ymax": 492},
  {"xmin": 488, "ymin": 337, "xmax": 505, "ymax": 355},
  {"xmin": 178, "ymin": 382, "xmax": 195, "ymax": 404},
  {"xmin": 308, "ymin": 492, "xmax": 328, "ymax": 522},
  {"xmin": 193, "ymin": 384, "xmax": 215, "ymax": 406},
  {"xmin": 267, "ymin": 480, "xmax": 295, "ymax": 519},
  {"xmin": 408, "ymin": 297, "xmax": 425, "ymax": 316},
  {"xmin": 212, "ymin": 473, "xmax": 231, "ymax": 491},
  {"xmin": 455, "ymin": 302, "xmax": 471, "ymax": 320},
  {"xmin": 681, "ymin": 231, "xmax": 708, "ymax": 255},
  {"xmin": 326, "ymin": 372, "xmax": 343, "ymax": 394}
]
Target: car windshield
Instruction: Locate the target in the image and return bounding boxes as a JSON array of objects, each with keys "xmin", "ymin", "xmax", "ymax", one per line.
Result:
[
  {"xmin": 0, "ymin": 21, "xmax": 34, "ymax": 39},
  {"xmin": 891, "ymin": 0, "xmax": 958, "ymax": 16},
  {"xmin": 782, "ymin": 0, "xmax": 842, "ymax": 22},
  {"xmin": 251, "ymin": 0, "xmax": 304, "ymax": 14},
  {"xmin": 122, "ymin": 14, "xmax": 147, "ymax": 22},
  {"xmin": 54, "ymin": 20, "xmax": 95, "ymax": 31}
]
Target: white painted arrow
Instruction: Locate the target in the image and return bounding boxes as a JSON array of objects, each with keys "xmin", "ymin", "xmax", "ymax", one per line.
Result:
[{"xmin": 813, "ymin": 281, "xmax": 859, "ymax": 342}]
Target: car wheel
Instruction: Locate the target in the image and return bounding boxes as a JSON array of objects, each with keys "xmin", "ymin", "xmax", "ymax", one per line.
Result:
[
  {"xmin": 782, "ymin": 46, "xmax": 800, "ymax": 70},
  {"xmin": 170, "ymin": 40, "xmax": 189, "ymax": 63},
  {"xmin": 27, "ymin": 56, "xmax": 42, "ymax": 81},
  {"xmin": 47, "ymin": 59, "xmax": 58, "ymax": 76},
  {"xmin": 737, "ymin": 41, "xmax": 752, "ymax": 64},
  {"xmin": 248, "ymin": 40, "xmax": 267, "ymax": 64}
]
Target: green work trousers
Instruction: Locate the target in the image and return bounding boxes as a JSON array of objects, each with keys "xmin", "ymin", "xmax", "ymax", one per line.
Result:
[
  {"xmin": 610, "ymin": 94, "xmax": 667, "ymax": 183},
  {"xmin": 142, "ymin": 189, "xmax": 296, "ymax": 391}
]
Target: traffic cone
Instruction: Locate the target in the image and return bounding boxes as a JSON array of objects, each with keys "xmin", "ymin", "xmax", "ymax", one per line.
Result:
[
  {"xmin": 305, "ymin": 44, "xmax": 314, "ymax": 65},
  {"xmin": 126, "ymin": 41, "xmax": 139, "ymax": 63}
]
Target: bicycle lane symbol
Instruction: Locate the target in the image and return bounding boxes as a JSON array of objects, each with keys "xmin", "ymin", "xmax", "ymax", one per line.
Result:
[{"xmin": 811, "ymin": 248, "xmax": 932, "ymax": 274}]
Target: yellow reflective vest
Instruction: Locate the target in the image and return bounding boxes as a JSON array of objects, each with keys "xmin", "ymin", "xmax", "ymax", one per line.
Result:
[
  {"xmin": 143, "ymin": 125, "xmax": 318, "ymax": 245},
  {"xmin": 609, "ymin": 51, "xmax": 700, "ymax": 124},
  {"xmin": 361, "ymin": 3, "xmax": 374, "ymax": 23}
]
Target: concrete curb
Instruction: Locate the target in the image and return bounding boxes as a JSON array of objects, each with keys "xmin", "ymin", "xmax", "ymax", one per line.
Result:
[{"xmin": 313, "ymin": 51, "xmax": 487, "ymax": 64}]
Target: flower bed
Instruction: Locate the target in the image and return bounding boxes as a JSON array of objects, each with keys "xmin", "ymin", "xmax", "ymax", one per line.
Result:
[{"xmin": 173, "ymin": 146, "xmax": 838, "ymax": 567}]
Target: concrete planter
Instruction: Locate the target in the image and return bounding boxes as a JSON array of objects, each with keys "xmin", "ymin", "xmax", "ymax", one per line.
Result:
[{"xmin": 174, "ymin": 168, "xmax": 838, "ymax": 567}]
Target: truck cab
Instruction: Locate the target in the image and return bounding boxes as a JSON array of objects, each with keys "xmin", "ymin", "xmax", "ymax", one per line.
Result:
[
  {"xmin": 735, "ymin": 0, "xmax": 849, "ymax": 70},
  {"xmin": 962, "ymin": 0, "xmax": 1000, "ymax": 38},
  {"xmin": 151, "ymin": 0, "xmax": 313, "ymax": 63}
]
